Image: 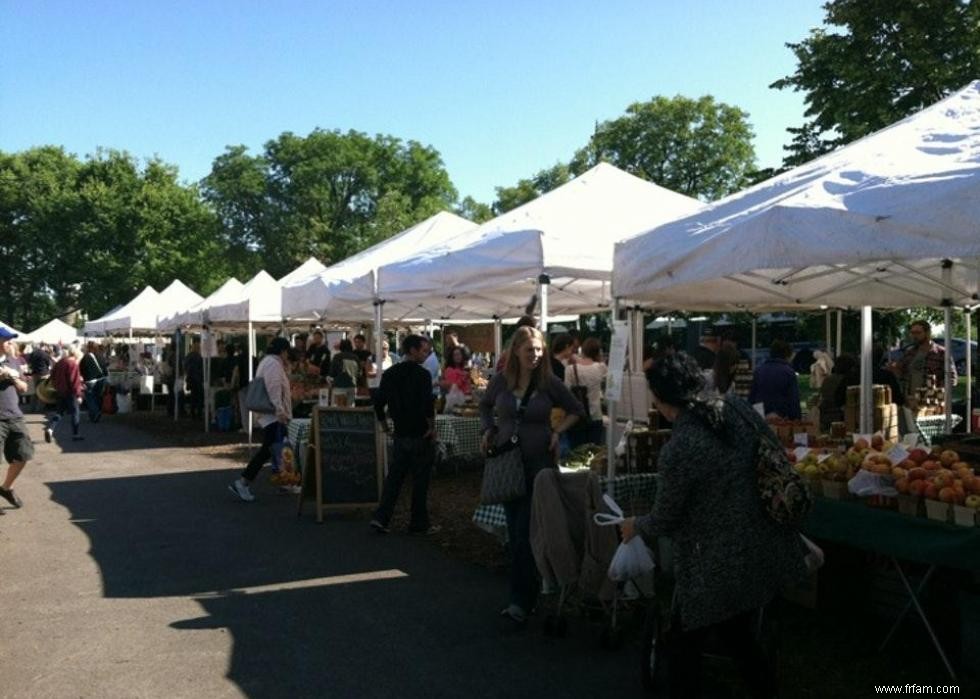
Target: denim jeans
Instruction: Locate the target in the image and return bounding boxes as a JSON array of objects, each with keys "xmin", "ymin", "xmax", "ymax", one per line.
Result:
[
  {"xmin": 242, "ymin": 422, "xmax": 285, "ymax": 481},
  {"xmin": 54, "ymin": 396, "xmax": 81, "ymax": 436},
  {"xmin": 374, "ymin": 435, "xmax": 435, "ymax": 531},
  {"xmin": 83, "ymin": 379, "xmax": 105, "ymax": 421},
  {"xmin": 503, "ymin": 457, "xmax": 552, "ymax": 614}
]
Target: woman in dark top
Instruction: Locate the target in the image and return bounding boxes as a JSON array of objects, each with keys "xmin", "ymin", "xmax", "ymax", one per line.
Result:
[
  {"xmin": 818, "ymin": 353, "xmax": 859, "ymax": 431},
  {"xmin": 622, "ymin": 353, "xmax": 806, "ymax": 699},
  {"xmin": 479, "ymin": 326, "xmax": 584, "ymax": 624}
]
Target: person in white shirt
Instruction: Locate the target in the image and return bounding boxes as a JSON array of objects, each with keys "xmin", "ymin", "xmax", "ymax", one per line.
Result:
[
  {"xmin": 228, "ymin": 337, "xmax": 293, "ymax": 502},
  {"xmin": 368, "ymin": 340, "xmax": 394, "ymax": 396},
  {"xmin": 565, "ymin": 337, "xmax": 608, "ymax": 448}
]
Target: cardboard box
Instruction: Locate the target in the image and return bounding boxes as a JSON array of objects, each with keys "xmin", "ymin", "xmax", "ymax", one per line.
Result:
[
  {"xmin": 897, "ymin": 494, "xmax": 923, "ymax": 517},
  {"xmin": 845, "ymin": 384, "xmax": 891, "ymax": 407}
]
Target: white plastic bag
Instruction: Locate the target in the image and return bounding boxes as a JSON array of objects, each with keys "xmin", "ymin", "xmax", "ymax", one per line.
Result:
[
  {"xmin": 847, "ymin": 469, "xmax": 897, "ymax": 497},
  {"xmin": 444, "ymin": 384, "xmax": 466, "ymax": 413},
  {"xmin": 593, "ymin": 494, "xmax": 655, "ymax": 581}
]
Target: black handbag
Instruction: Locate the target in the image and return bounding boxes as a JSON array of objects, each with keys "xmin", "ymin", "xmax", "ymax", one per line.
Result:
[
  {"xmin": 480, "ymin": 381, "xmax": 535, "ymax": 505},
  {"xmin": 569, "ymin": 363, "xmax": 591, "ymax": 423}
]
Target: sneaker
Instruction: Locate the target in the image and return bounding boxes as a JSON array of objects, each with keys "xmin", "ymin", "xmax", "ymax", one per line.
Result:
[
  {"xmin": 228, "ymin": 479, "xmax": 255, "ymax": 502},
  {"xmin": 369, "ymin": 519, "xmax": 390, "ymax": 534},
  {"xmin": 43, "ymin": 427, "xmax": 52, "ymax": 443},
  {"xmin": 408, "ymin": 524, "xmax": 442, "ymax": 536},
  {"xmin": 0, "ymin": 487, "xmax": 23, "ymax": 508},
  {"xmin": 499, "ymin": 604, "xmax": 527, "ymax": 624}
]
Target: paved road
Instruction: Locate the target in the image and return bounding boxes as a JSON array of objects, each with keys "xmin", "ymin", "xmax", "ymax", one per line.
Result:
[{"xmin": 0, "ymin": 414, "xmax": 647, "ymax": 698}]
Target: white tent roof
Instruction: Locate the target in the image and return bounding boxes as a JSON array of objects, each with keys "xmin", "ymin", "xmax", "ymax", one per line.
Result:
[
  {"xmin": 614, "ymin": 81, "xmax": 980, "ymax": 310},
  {"xmin": 158, "ymin": 277, "xmax": 244, "ymax": 331},
  {"xmin": 85, "ymin": 286, "xmax": 160, "ymax": 335},
  {"xmin": 367, "ymin": 163, "xmax": 704, "ymax": 320},
  {"xmin": 20, "ymin": 319, "xmax": 78, "ymax": 345},
  {"xmin": 281, "ymin": 211, "xmax": 475, "ymax": 320},
  {"xmin": 207, "ymin": 270, "xmax": 282, "ymax": 325},
  {"xmin": 151, "ymin": 280, "xmax": 203, "ymax": 331},
  {"xmin": 278, "ymin": 257, "xmax": 327, "ymax": 286}
]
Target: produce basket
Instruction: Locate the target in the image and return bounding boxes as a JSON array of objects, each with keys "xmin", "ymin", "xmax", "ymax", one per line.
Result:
[
  {"xmin": 896, "ymin": 494, "xmax": 923, "ymax": 517},
  {"xmin": 820, "ymin": 480, "xmax": 849, "ymax": 500},
  {"xmin": 952, "ymin": 504, "xmax": 978, "ymax": 527},
  {"xmin": 924, "ymin": 499, "xmax": 952, "ymax": 523}
]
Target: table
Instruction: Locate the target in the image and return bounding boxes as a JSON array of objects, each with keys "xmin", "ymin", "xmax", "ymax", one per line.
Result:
[
  {"xmin": 804, "ymin": 497, "xmax": 980, "ymax": 680},
  {"xmin": 435, "ymin": 415, "xmax": 483, "ymax": 459},
  {"xmin": 472, "ymin": 471, "xmax": 657, "ymax": 538}
]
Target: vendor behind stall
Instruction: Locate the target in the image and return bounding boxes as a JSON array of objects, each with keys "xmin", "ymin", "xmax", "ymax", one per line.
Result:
[
  {"xmin": 749, "ymin": 339, "xmax": 801, "ymax": 419},
  {"xmin": 892, "ymin": 319, "xmax": 955, "ymax": 406}
]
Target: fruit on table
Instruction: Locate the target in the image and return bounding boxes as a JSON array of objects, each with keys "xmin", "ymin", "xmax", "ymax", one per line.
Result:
[
  {"xmin": 940, "ymin": 450, "xmax": 960, "ymax": 467},
  {"xmin": 923, "ymin": 460, "xmax": 941, "ymax": 471},
  {"xmin": 966, "ymin": 494, "xmax": 980, "ymax": 509},
  {"xmin": 908, "ymin": 467, "xmax": 928, "ymax": 481},
  {"xmin": 895, "ymin": 477, "xmax": 909, "ymax": 494},
  {"xmin": 908, "ymin": 480, "xmax": 928, "ymax": 497},
  {"xmin": 908, "ymin": 448, "xmax": 930, "ymax": 465}
]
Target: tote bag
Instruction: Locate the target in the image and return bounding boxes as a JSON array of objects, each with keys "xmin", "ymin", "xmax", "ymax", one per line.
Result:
[
  {"xmin": 479, "ymin": 381, "xmax": 535, "ymax": 505},
  {"xmin": 245, "ymin": 376, "xmax": 276, "ymax": 414}
]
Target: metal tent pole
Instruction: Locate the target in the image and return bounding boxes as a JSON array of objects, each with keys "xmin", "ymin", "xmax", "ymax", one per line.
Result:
[
  {"xmin": 750, "ymin": 316, "xmax": 758, "ymax": 370},
  {"xmin": 825, "ymin": 311, "xmax": 832, "ymax": 353},
  {"xmin": 606, "ymin": 300, "xmax": 620, "ymax": 487},
  {"xmin": 538, "ymin": 274, "xmax": 550, "ymax": 333},
  {"xmin": 966, "ymin": 307, "xmax": 973, "ymax": 434},
  {"xmin": 247, "ymin": 321, "xmax": 255, "ymax": 448},
  {"xmin": 493, "ymin": 316, "xmax": 503, "ymax": 368},
  {"xmin": 836, "ymin": 310, "xmax": 844, "ymax": 358},
  {"xmin": 860, "ymin": 306, "xmax": 873, "ymax": 435},
  {"xmin": 174, "ymin": 329, "xmax": 181, "ymax": 423},
  {"xmin": 943, "ymin": 261, "xmax": 954, "ymax": 434}
]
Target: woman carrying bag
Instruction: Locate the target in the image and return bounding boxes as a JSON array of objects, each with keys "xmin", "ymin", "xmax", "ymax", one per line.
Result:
[
  {"xmin": 621, "ymin": 353, "xmax": 809, "ymax": 698},
  {"xmin": 479, "ymin": 326, "xmax": 584, "ymax": 625},
  {"xmin": 229, "ymin": 337, "xmax": 293, "ymax": 503}
]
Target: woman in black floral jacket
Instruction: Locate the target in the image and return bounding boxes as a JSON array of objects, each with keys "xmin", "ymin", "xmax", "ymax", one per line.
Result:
[{"xmin": 622, "ymin": 353, "xmax": 806, "ymax": 699}]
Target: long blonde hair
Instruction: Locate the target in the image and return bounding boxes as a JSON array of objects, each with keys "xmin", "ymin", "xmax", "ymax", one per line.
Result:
[{"xmin": 503, "ymin": 326, "xmax": 552, "ymax": 390}]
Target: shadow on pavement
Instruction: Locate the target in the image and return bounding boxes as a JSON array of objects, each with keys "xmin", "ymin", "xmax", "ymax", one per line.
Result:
[{"xmin": 47, "ymin": 468, "xmax": 644, "ymax": 698}]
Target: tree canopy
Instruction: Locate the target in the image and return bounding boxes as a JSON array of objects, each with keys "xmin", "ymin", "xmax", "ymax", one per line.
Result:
[
  {"xmin": 772, "ymin": 0, "xmax": 980, "ymax": 165},
  {"xmin": 492, "ymin": 94, "xmax": 757, "ymax": 213}
]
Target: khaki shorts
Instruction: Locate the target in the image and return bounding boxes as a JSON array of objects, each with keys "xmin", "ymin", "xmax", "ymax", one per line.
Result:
[{"xmin": 0, "ymin": 418, "xmax": 34, "ymax": 464}]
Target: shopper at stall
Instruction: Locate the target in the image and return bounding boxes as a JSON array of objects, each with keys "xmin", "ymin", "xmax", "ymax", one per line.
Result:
[
  {"xmin": 370, "ymin": 334, "xmax": 438, "ymax": 535},
  {"xmin": 749, "ymin": 339, "xmax": 801, "ymax": 420},
  {"xmin": 565, "ymin": 337, "xmax": 607, "ymax": 448},
  {"xmin": 186, "ymin": 340, "xmax": 204, "ymax": 419},
  {"xmin": 329, "ymin": 339, "xmax": 363, "ymax": 388},
  {"xmin": 549, "ymin": 333, "xmax": 574, "ymax": 381},
  {"xmin": 352, "ymin": 334, "xmax": 373, "ymax": 389},
  {"xmin": 893, "ymin": 319, "xmax": 955, "ymax": 406},
  {"xmin": 79, "ymin": 341, "xmax": 106, "ymax": 423},
  {"xmin": 47, "ymin": 346, "xmax": 85, "ymax": 442},
  {"xmin": 873, "ymin": 344, "xmax": 905, "ymax": 409},
  {"xmin": 228, "ymin": 337, "xmax": 293, "ymax": 502},
  {"xmin": 817, "ymin": 353, "xmax": 859, "ymax": 432},
  {"xmin": 440, "ymin": 345, "xmax": 472, "ymax": 395},
  {"xmin": 480, "ymin": 326, "xmax": 584, "ymax": 625},
  {"xmin": 0, "ymin": 327, "xmax": 32, "ymax": 510},
  {"xmin": 621, "ymin": 353, "xmax": 806, "ymax": 699},
  {"xmin": 692, "ymin": 327, "xmax": 720, "ymax": 370}
]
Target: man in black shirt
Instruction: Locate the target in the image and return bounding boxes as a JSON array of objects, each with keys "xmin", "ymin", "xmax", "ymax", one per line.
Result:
[
  {"xmin": 371, "ymin": 334, "xmax": 438, "ymax": 535},
  {"xmin": 352, "ymin": 334, "xmax": 373, "ymax": 389},
  {"xmin": 306, "ymin": 330, "xmax": 331, "ymax": 375},
  {"xmin": 79, "ymin": 342, "xmax": 107, "ymax": 422}
]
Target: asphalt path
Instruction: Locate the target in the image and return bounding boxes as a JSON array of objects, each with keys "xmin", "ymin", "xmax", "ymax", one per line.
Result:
[{"xmin": 0, "ymin": 412, "xmax": 648, "ymax": 698}]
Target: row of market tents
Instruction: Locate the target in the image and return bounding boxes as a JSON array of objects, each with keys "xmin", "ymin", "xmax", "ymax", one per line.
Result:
[{"xmin": 57, "ymin": 81, "xmax": 980, "ymax": 433}]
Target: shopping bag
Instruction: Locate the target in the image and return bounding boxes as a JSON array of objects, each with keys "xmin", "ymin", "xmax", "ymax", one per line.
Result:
[
  {"xmin": 608, "ymin": 537, "xmax": 656, "ymax": 582},
  {"xmin": 479, "ymin": 443, "xmax": 525, "ymax": 505},
  {"xmin": 244, "ymin": 376, "xmax": 275, "ymax": 413},
  {"xmin": 444, "ymin": 384, "xmax": 467, "ymax": 413}
]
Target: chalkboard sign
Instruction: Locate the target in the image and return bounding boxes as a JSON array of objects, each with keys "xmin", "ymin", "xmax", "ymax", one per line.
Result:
[{"xmin": 312, "ymin": 407, "xmax": 382, "ymax": 521}]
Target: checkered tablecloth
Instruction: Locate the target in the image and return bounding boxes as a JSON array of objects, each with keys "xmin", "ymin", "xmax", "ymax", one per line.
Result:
[
  {"xmin": 437, "ymin": 415, "xmax": 484, "ymax": 459},
  {"xmin": 287, "ymin": 418, "xmax": 312, "ymax": 475},
  {"xmin": 472, "ymin": 471, "xmax": 658, "ymax": 538}
]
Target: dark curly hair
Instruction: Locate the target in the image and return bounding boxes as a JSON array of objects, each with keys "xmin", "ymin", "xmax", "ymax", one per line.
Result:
[{"xmin": 646, "ymin": 352, "xmax": 725, "ymax": 431}]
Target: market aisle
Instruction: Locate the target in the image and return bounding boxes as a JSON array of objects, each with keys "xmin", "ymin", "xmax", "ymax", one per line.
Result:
[{"xmin": 0, "ymin": 414, "xmax": 643, "ymax": 699}]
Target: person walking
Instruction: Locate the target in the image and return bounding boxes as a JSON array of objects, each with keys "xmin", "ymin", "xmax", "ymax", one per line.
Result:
[
  {"xmin": 479, "ymin": 326, "xmax": 584, "ymax": 625},
  {"xmin": 621, "ymin": 353, "xmax": 807, "ymax": 699},
  {"xmin": 370, "ymin": 335, "xmax": 439, "ymax": 535},
  {"xmin": 0, "ymin": 327, "xmax": 33, "ymax": 510},
  {"xmin": 228, "ymin": 338, "xmax": 293, "ymax": 502},
  {"xmin": 48, "ymin": 346, "xmax": 85, "ymax": 442},
  {"xmin": 79, "ymin": 341, "xmax": 107, "ymax": 423}
]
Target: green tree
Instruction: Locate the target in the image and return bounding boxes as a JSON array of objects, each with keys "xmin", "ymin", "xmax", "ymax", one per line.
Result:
[
  {"xmin": 203, "ymin": 129, "xmax": 458, "ymax": 278},
  {"xmin": 455, "ymin": 195, "xmax": 494, "ymax": 223},
  {"xmin": 772, "ymin": 0, "xmax": 980, "ymax": 165},
  {"xmin": 492, "ymin": 95, "xmax": 756, "ymax": 212}
]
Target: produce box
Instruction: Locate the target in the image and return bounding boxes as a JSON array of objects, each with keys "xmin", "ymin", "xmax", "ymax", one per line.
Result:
[
  {"xmin": 626, "ymin": 429, "xmax": 670, "ymax": 472},
  {"xmin": 924, "ymin": 499, "xmax": 952, "ymax": 523},
  {"xmin": 951, "ymin": 504, "xmax": 978, "ymax": 527},
  {"xmin": 844, "ymin": 403, "xmax": 898, "ymax": 440},
  {"xmin": 845, "ymin": 384, "xmax": 891, "ymax": 407},
  {"xmin": 821, "ymin": 480, "xmax": 850, "ymax": 499}
]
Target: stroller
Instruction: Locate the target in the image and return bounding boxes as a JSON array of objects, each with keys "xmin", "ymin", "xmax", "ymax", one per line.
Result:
[{"xmin": 529, "ymin": 469, "xmax": 656, "ymax": 648}]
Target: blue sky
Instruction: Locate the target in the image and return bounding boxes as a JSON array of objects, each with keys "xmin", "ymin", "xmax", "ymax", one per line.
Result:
[{"xmin": 0, "ymin": 1, "xmax": 827, "ymax": 204}]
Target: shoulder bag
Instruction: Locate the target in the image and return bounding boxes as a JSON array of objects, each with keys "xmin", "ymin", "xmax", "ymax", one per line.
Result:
[
  {"xmin": 569, "ymin": 363, "xmax": 591, "ymax": 424},
  {"xmin": 245, "ymin": 374, "xmax": 276, "ymax": 414},
  {"xmin": 730, "ymin": 396, "xmax": 813, "ymax": 528},
  {"xmin": 479, "ymin": 381, "xmax": 535, "ymax": 505}
]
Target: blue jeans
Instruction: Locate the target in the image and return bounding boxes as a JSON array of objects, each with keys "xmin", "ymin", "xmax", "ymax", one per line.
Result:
[
  {"xmin": 83, "ymin": 379, "xmax": 105, "ymax": 421},
  {"xmin": 374, "ymin": 435, "xmax": 435, "ymax": 531},
  {"xmin": 53, "ymin": 396, "xmax": 81, "ymax": 436},
  {"xmin": 503, "ymin": 457, "xmax": 552, "ymax": 614}
]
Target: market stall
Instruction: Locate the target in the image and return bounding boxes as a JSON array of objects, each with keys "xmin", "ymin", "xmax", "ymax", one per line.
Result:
[{"xmin": 20, "ymin": 318, "xmax": 78, "ymax": 346}]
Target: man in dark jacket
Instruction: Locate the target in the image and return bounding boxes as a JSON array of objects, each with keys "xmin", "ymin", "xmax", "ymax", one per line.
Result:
[
  {"xmin": 370, "ymin": 335, "xmax": 438, "ymax": 535},
  {"xmin": 185, "ymin": 340, "xmax": 204, "ymax": 419},
  {"xmin": 749, "ymin": 339, "xmax": 801, "ymax": 420},
  {"xmin": 48, "ymin": 347, "xmax": 85, "ymax": 442},
  {"xmin": 79, "ymin": 342, "xmax": 106, "ymax": 422}
]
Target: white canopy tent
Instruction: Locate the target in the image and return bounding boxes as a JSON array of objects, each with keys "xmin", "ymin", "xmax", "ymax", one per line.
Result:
[
  {"xmin": 277, "ymin": 257, "xmax": 328, "ymax": 288},
  {"xmin": 158, "ymin": 277, "xmax": 244, "ymax": 332},
  {"xmin": 207, "ymin": 271, "xmax": 281, "ymax": 326},
  {"xmin": 83, "ymin": 286, "xmax": 159, "ymax": 336},
  {"xmin": 151, "ymin": 280, "xmax": 204, "ymax": 333},
  {"xmin": 614, "ymin": 81, "xmax": 980, "ymax": 438},
  {"xmin": 281, "ymin": 211, "xmax": 476, "ymax": 322},
  {"xmin": 20, "ymin": 319, "xmax": 78, "ymax": 345},
  {"xmin": 365, "ymin": 163, "xmax": 704, "ymax": 325}
]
